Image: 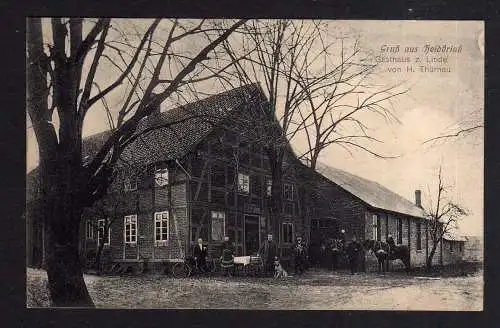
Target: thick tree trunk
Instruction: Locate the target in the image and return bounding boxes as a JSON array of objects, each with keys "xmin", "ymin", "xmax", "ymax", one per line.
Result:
[
  {"xmin": 268, "ymin": 149, "xmax": 284, "ymax": 238},
  {"xmin": 94, "ymin": 238, "xmax": 105, "ymax": 274},
  {"xmin": 40, "ymin": 155, "xmax": 94, "ymax": 307},
  {"xmin": 44, "ymin": 193, "xmax": 94, "ymax": 307}
]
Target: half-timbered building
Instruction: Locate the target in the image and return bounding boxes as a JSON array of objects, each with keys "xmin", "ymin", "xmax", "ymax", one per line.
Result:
[
  {"xmin": 26, "ymin": 83, "xmax": 464, "ymax": 272},
  {"xmin": 74, "ymin": 83, "xmax": 305, "ymax": 270}
]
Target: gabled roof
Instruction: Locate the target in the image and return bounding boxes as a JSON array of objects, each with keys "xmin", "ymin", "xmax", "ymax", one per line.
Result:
[
  {"xmin": 315, "ymin": 162, "xmax": 427, "ymax": 219},
  {"xmin": 82, "ymin": 83, "xmax": 266, "ymax": 167}
]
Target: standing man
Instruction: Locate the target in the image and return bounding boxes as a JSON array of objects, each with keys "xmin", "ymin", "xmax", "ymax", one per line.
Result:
[
  {"xmin": 292, "ymin": 236, "xmax": 307, "ymax": 275},
  {"xmin": 346, "ymin": 235, "xmax": 362, "ymax": 275},
  {"xmin": 258, "ymin": 234, "xmax": 278, "ymax": 277},
  {"xmin": 387, "ymin": 234, "xmax": 396, "ymax": 258},
  {"xmin": 193, "ymin": 238, "xmax": 208, "ymax": 273}
]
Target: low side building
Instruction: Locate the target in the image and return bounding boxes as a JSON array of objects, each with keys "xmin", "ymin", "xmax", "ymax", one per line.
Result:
[
  {"xmin": 442, "ymin": 233, "xmax": 466, "ymax": 265},
  {"xmin": 308, "ymin": 163, "xmax": 443, "ymax": 271},
  {"xmin": 463, "ymin": 235, "xmax": 483, "ymax": 262}
]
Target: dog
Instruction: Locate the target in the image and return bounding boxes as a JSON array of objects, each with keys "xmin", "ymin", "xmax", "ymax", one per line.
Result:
[{"xmin": 273, "ymin": 257, "xmax": 288, "ymax": 278}]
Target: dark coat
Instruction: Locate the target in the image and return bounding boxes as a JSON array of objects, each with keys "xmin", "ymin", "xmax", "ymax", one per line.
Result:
[
  {"xmin": 193, "ymin": 243, "xmax": 208, "ymax": 259},
  {"xmin": 292, "ymin": 241, "xmax": 307, "ymax": 259},
  {"xmin": 346, "ymin": 241, "xmax": 362, "ymax": 260}
]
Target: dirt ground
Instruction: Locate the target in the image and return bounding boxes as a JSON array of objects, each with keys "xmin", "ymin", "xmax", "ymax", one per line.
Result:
[{"xmin": 27, "ymin": 267, "xmax": 483, "ymax": 310}]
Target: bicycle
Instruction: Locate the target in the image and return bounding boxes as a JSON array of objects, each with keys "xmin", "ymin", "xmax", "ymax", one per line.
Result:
[{"xmin": 171, "ymin": 257, "xmax": 219, "ymax": 278}]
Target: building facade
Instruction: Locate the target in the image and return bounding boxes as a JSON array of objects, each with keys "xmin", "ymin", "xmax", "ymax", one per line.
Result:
[
  {"xmin": 26, "ymin": 84, "xmax": 465, "ymax": 272},
  {"xmin": 306, "ymin": 163, "xmax": 451, "ymax": 271},
  {"xmin": 76, "ymin": 84, "xmax": 305, "ymax": 270}
]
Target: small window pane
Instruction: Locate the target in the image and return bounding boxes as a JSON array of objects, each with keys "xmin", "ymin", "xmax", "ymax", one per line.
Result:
[
  {"xmin": 155, "ymin": 168, "xmax": 169, "ymax": 187},
  {"xmin": 237, "ymin": 173, "xmax": 250, "ymax": 193}
]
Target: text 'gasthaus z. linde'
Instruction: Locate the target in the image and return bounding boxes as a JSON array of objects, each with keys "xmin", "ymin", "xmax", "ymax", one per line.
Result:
[{"xmin": 375, "ymin": 44, "xmax": 462, "ymax": 73}]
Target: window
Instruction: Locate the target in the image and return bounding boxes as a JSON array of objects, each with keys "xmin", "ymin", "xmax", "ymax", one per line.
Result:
[
  {"xmin": 372, "ymin": 214, "xmax": 380, "ymax": 240},
  {"xmin": 124, "ymin": 177, "xmax": 137, "ymax": 191},
  {"xmin": 281, "ymin": 222, "xmax": 294, "ymax": 244},
  {"xmin": 449, "ymin": 242, "xmax": 454, "ymax": 252},
  {"xmin": 459, "ymin": 242, "xmax": 463, "ymax": 252},
  {"xmin": 283, "ymin": 183, "xmax": 294, "ymax": 200},
  {"xmin": 266, "ymin": 179, "xmax": 272, "ymax": 197},
  {"xmin": 124, "ymin": 215, "xmax": 137, "ymax": 244},
  {"xmin": 97, "ymin": 219, "xmax": 110, "ymax": 246},
  {"xmin": 211, "ymin": 211, "xmax": 225, "ymax": 241},
  {"xmin": 416, "ymin": 222, "xmax": 422, "ymax": 250},
  {"xmin": 155, "ymin": 168, "xmax": 169, "ymax": 187},
  {"xmin": 86, "ymin": 220, "xmax": 94, "ymax": 240},
  {"xmin": 237, "ymin": 173, "xmax": 250, "ymax": 194},
  {"xmin": 154, "ymin": 211, "xmax": 169, "ymax": 246},
  {"xmin": 396, "ymin": 218, "xmax": 403, "ymax": 244}
]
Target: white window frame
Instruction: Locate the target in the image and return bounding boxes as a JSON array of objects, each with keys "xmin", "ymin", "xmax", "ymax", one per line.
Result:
[
  {"xmin": 237, "ymin": 173, "xmax": 250, "ymax": 194},
  {"xmin": 155, "ymin": 167, "xmax": 169, "ymax": 187},
  {"xmin": 372, "ymin": 214, "xmax": 379, "ymax": 240},
  {"xmin": 86, "ymin": 220, "xmax": 94, "ymax": 240},
  {"xmin": 124, "ymin": 215, "xmax": 138, "ymax": 244},
  {"xmin": 211, "ymin": 211, "xmax": 225, "ymax": 241},
  {"xmin": 154, "ymin": 211, "xmax": 169, "ymax": 246},
  {"xmin": 266, "ymin": 179, "xmax": 272, "ymax": 197},
  {"xmin": 281, "ymin": 222, "xmax": 294, "ymax": 244},
  {"xmin": 97, "ymin": 219, "xmax": 110, "ymax": 246},
  {"xmin": 283, "ymin": 183, "xmax": 294, "ymax": 201},
  {"xmin": 124, "ymin": 177, "xmax": 138, "ymax": 192}
]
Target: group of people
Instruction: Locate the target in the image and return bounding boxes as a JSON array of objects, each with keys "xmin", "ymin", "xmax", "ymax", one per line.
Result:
[
  {"xmin": 192, "ymin": 231, "xmax": 373, "ymax": 277},
  {"xmin": 193, "ymin": 236, "xmax": 235, "ymax": 276},
  {"xmin": 258, "ymin": 233, "xmax": 308, "ymax": 276}
]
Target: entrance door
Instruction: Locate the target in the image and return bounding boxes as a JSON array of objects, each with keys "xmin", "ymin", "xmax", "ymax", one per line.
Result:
[{"xmin": 244, "ymin": 215, "xmax": 260, "ymax": 255}]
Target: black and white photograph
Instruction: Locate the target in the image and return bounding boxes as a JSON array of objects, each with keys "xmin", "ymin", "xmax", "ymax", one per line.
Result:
[{"xmin": 26, "ymin": 18, "xmax": 483, "ymax": 310}]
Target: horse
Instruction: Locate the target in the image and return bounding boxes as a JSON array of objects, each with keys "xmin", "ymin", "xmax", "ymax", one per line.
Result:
[{"xmin": 363, "ymin": 239, "xmax": 411, "ymax": 274}]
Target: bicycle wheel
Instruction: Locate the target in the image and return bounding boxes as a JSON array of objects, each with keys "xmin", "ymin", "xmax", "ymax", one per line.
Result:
[{"xmin": 171, "ymin": 262, "xmax": 191, "ymax": 278}]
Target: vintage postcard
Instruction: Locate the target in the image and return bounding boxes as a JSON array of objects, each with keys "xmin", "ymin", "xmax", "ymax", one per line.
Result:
[{"xmin": 26, "ymin": 19, "xmax": 483, "ymax": 310}]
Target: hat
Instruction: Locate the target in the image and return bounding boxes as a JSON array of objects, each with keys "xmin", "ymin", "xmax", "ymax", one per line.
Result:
[
  {"xmin": 388, "ymin": 234, "xmax": 393, "ymax": 238},
  {"xmin": 341, "ymin": 229, "xmax": 345, "ymax": 234}
]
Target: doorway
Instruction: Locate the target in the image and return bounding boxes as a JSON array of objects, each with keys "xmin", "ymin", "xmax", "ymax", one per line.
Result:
[
  {"xmin": 309, "ymin": 218, "xmax": 341, "ymax": 267},
  {"xmin": 244, "ymin": 215, "xmax": 260, "ymax": 255}
]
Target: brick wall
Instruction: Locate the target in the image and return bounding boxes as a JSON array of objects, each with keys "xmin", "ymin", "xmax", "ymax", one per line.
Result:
[
  {"xmin": 362, "ymin": 211, "xmax": 443, "ymax": 271},
  {"xmin": 81, "ymin": 166, "xmax": 190, "ymax": 265},
  {"xmin": 307, "ymin": 173, "xmax": 368, "ymax": 240}
]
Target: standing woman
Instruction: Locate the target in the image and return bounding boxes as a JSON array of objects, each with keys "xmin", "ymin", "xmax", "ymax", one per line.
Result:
[{"xmin": 220, "ymin": 236, "xmax": 234, "ymax": 277}]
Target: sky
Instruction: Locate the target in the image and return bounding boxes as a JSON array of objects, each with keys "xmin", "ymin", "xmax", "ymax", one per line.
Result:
[{"xmin": 26, "ymin": 20, "xmax": 484, "ymax": 237}]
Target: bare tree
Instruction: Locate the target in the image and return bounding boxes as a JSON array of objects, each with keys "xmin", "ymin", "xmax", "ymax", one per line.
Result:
[
  {"xmin": 424, "ymin": 166, "xmax": 469, "ymax": 270},
  {"xmin": 222, "ymin": 20, "xmax": 405, "ymax": 233},
  {"xmin": 27, "ymin": 18, "xmax": 245, "ymax": 306},
  {"xmin": 83, "ymin": 182, "xmax": 126, "ymax": 274},
  {"xmin": 423, "ymin": 108, "xmax": 483, "ymax": 145},
  {"xmin": 293, "ymin": 51, "xmax": 406, "ymax": 169}
]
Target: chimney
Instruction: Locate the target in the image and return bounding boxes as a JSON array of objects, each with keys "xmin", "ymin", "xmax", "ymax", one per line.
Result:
[{"xmin": 415, "ymin": 189, "xmax": 422, "ymax": 208}]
